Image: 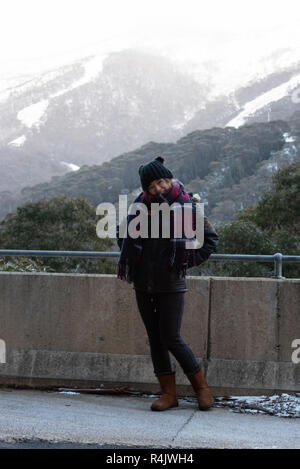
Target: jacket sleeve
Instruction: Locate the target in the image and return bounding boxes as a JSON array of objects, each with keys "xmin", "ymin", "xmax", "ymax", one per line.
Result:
[
  {"xmin": 116, "ymin": 216, "xmax": 127, "ymax": 250},
  {"xmin": 116, "ymin": 193, "xmax": 143, "ymax": 250},
  {"xmin": 195, "ymin": 216, "xmax": 219, "ymax": 265},
  {"xmin": 188, "ymin": 196, "xmax": 219, "ymax": 266},
  {"xmin": 116, "ymin": 223, "xmax": 123, "ymax": 250}
]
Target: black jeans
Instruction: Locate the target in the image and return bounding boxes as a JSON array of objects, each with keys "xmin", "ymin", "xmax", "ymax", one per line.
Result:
[{"xmin": 135, "ymin": 290, "xmax": 201, "ymax": 377}]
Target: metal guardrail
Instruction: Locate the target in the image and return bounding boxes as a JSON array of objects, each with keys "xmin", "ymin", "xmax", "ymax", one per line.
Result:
[
  {"xmin": 1, "ymin": 250, "xmax": 300, "ymax": 279},
  {"xmin": 212, "ymin": 253, "xmax": 300, "ymax": 279}
]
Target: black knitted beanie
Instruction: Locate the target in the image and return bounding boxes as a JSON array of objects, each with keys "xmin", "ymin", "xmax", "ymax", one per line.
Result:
[{"xmin": 138, "ymin": 156, "xmax": 174, "ymax": 191}]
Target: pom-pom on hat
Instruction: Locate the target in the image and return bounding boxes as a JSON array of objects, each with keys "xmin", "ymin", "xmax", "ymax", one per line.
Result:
[{"xmin": 138, "ymin": 156, "xmax": 174, "ymax": 191}]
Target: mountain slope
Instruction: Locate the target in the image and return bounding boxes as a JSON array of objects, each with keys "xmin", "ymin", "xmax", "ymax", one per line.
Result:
[
  {"xmin": 2, "ymin": 117, "xmax": 299, "ymax": 226},
  {"xmin": 0, "ymin": 50, "xmax": 206, "ymax": 193},
  {"xmin": 2, "ymin": 48, "xmax": 300, "ymax": 221},
  {"xmin": 183, "ymin": 61, "xmax": 300, "ymax": 134}
]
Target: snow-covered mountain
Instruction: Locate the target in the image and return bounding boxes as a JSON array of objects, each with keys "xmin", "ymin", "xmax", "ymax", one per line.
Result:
[
  {"xmin": 225, "ymin": 69, "xmax": 300, "ymax": 128},
  {"xmin": 0, "ymin": 49, "xmax": 208, "ymax": 193},
  {"xmin": 184, "ymin": 62, "xmax": 300, "ymax": 133},
  {"xmin": 1, "ymin": 46, "xmax": 300, "ymax": 202}
]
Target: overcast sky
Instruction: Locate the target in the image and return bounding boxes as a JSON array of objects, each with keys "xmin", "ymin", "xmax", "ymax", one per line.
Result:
[{"xmin": 1, "ymin": 0, "xmax": 300, "ymax": 80}]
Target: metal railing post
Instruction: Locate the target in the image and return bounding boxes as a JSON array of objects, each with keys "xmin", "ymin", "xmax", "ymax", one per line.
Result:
[{"xmin": 273, "ymin": 252, "xmax": 285, "ymax": 279}]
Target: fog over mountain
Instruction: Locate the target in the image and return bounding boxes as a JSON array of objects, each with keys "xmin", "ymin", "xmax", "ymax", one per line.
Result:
[{"xmin": 1, "ymin": 42, "xmax": 300, "ymax": 216}]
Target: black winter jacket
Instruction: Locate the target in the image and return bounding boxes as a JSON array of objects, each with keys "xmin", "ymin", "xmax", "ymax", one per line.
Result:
[{"xmin": 116, "ymin": 199, "xmax": 219, "ymax": 293}]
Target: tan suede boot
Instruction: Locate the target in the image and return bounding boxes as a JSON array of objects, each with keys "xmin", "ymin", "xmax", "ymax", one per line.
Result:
[
  {"xmin": 186, "ymin": 370, "xmax": 214, "ymax": 410},
  {"xmin": 151, "ymin": 373, "xmax": 178, "ymax": 411}
]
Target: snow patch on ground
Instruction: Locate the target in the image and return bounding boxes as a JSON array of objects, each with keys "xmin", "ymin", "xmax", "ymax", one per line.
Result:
[
  {"xmin": 17, "ymin": 100, "xmax": 49, "ymax": 129},
  {"xmin": 283, "ymin": 132, "xmax": 296, "ymax": 143},
  {"xmin": 57, "ymin": 386, "xmax": 300, "ymax": 418},
  {"xmin": 141, "ymin": 392, "xmax": 300, "ymax": 417},
  {"xmin": 213, "ymin": 393, "xmax": 300, "ymax": 418},
  {"xmin": 8, "ymin": 135, "xmax": 27, "ymax": 147},
  {"xmin": 266, "ymin": 161, "xmax": 279, "ymax": 171},
  {"xmin": 60, "ymin": 161, "xmax": 80, "ymax": 171},
  {"xmin": 58, "ymin": 391, "xmax": 80, "ymax": 395}
]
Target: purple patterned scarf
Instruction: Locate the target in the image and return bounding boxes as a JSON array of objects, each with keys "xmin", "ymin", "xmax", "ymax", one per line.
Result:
[{"xmin": 117, "ymin": 180, "xmax": 201, "ymax": 283}]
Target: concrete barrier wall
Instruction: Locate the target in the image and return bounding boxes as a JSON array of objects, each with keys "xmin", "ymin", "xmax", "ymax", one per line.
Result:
[{"xmin": 0, "ymin": 272, "xmax": 299, "ymax": 396}]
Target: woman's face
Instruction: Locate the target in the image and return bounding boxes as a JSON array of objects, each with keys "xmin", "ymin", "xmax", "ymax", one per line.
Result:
[{"xmin": 147, "ymin": 178, "xmax": 172, "ymax": 195}]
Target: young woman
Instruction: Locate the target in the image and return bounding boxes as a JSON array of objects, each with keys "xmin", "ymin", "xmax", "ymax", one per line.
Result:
[{"xmin": 117, "ymin": 157, "xmax": 219, "ymax": 411}]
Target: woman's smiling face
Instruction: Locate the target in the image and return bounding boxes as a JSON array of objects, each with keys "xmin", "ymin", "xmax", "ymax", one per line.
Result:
[{"xmin": 147, "ymin": 178, "xmax": 172, "ymax": 195}]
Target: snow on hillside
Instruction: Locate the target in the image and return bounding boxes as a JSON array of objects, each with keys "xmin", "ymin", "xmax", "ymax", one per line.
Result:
[
  {"xmin": 60, "ymin": 161, "xmax": 80, "ymax": 171},
  {"xmin": 17, "ymin": 99, "xmax": 49, "ymax": 129},
  {"xmin": 15, "ymin": 54, "xmax": 107, "ymax": 131},
  {"xmin": 172, "ymin": 109, "xmax": 199, "ymax": 130},
  {"xmin": 283, "ymin": 132, "xmax": 296, "ymax": 143},
  {"xmin": 0, "ymin": 68, "xmax": 68, "ymax": 104},
  {"xmin": 8, "ymin": 135, "xmax": 27, "ymax": 147},
  {"xmin": 226, "ymin": 73, "xmax": 300, "ymax": 128},
  {"xmin": 51, "ymin": 54, "xmax": 108, "ymax": 100}
]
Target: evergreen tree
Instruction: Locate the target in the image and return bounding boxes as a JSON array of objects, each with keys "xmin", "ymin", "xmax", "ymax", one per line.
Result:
[
  {"xmin": 212, "ymin": 161, "xmax": 300, "ymax": 278},
  {"xmin": 0, "ymin": 195, "xmax": 115, "ymax": 274}
]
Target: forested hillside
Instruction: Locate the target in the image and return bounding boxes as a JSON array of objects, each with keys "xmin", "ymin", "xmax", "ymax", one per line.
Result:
[{"xmin": 3, "ymin": 116, "xmax": 299, "ymax": 225}]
